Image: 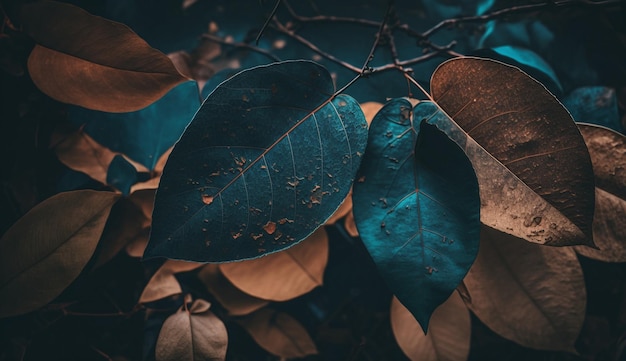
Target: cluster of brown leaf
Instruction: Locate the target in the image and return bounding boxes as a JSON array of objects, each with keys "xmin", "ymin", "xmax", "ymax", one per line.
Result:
[{"xmin": 1, "ymin": 1, "xmax": 626, "ymax": 360}]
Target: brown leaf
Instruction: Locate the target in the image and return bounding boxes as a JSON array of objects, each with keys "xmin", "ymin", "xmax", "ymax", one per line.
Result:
[
  {"xmin": 431, "ymin": 57, "xmax": 595, "ymax": 246},
  {"xmin": 130, "ymin": 148, "xmax": 172, "ymax": 192},
  {"xmin": 325, "ymin": 189, "xmax": 352, "ymax": 225},
  {"xmin": 197, "ymin": 264, "xmax": 268, "ymax": 316},
  {"xmin": 574, "ymin": 124, "xmax": 626, "ymax": 262},
  {"xmin": 360, "ymin": 101, "xmax": 384, "ymax": 126},
  {"xmin": 21, "ymin": 1, "xmax": 187, "ymax": 112},
  {"xmin": 343, "ymin": 210, "xmax": 359, "ymax": 237},
  {"xmin": 51, "ymin": 127, "xmax": 148, "ymax": 187},
  {"xmin": 94, "ymin": 197, "xmax": 150, "ymax": 268},
  {"xmin": 0, "ymin": 190, "xmax": 119, "ymax": 318},
  {"xmin": 139, "ymin": 260, "xmax": 203, "ymax": 304},
  {"xmin": 219, "ymin": 227, "xmax": 328, "ymax": 301},
  {"xmin": 238, "ymin": 308, "xmax": 318, "ymax": 358},
  {"xmin": 391, "ymin": 292, "xmax": 470, "ymax": 361},
  {"xmin": 156, "ymin": 299, "xmax": 228, "ymax": 361},
  {"xmin": 463, "ymin": 226, "xmax": 585, "ymax": 352},
  {"xmin": 125, "ymin": 228, "xmax": 151, "ymax": 258}
]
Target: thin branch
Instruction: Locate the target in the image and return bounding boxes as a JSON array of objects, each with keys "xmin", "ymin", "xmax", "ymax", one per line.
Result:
[
  {"xmin": 421, "ymin": 0, "xmax": 622, "ymax": 38},
  {"xmin": 202, "ymin": 33, "xmax": 281, "ymax": 62},
  {"xmin": 271, "ymin": 20, "xmax": 362, "ymax": 73},
  {"xmin": 256, "ymin": 0, "xmax": 282, "ymax": 44},
  {"xmin": 360, "ymin": 0, "xmax": 394, "ymax": 74},
  {"xmin": 283, "ymin": 0, "xmax": 381, "ymax": 28}
]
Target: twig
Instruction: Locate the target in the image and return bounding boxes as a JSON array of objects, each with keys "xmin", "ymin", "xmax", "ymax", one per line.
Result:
[
  {"xmin": 421, "ymin": 0, "xmax": 622, "ymax": 38},
  {"xmin": 283, "ymin": 0, "xmax": 381, "ymax": 28},
  {"xmin": 255, "ymin": 0, "xmax": 282, "ymax": 44},
  {"xmin": 202, "ymin": 33, "xmax": 281, "ymax": 62},
  {"xmin": 271, "ymin": 20, "xmax": 362, "ymax": 73}
]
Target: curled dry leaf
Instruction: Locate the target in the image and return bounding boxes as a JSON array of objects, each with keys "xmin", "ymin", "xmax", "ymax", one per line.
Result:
[
  {"xmin": 219, "ymin": 227, "xmax": 328, "ymax": 301},
  {"xmin": 139, "ymin": 260, "xmax": 203, "ymax": 304},
  {"xmin": 391, "ymin": 292, "xmax": 470, "ymax": 361},
  {"xmin": 0, "ymin": 190, "xmax": 119, "ymax": 318},
  {"xmin": 463, "ymin": 226, "xmax": 586, "ymax": 352},
  {"xmin": 197, "ymin": 264, "xmax": 268, "ymax": 316},
  {"xmin": 238, "ymin": 308, "xmax": 318, "ymax": 358},
  {"xmin": 156, "ymin": 299, "xmax": 228, "ymax": 361},
  {"xmin": 21, "ymin": 1, "xmax": 187, "ymax": 112},
  {"xmin": 574, "ymin": 124, "xmax": 626, "ymax": 262},
  {"xmin": 431, "ymin": 57, "xmax": 595, "ymax": 247}
]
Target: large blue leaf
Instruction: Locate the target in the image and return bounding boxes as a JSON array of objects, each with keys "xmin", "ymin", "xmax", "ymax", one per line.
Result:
[
  {"xmin": 352, "ymin": 99, "xmax": 480, "ymax": 331},
  {"xmin": 145, "ymin": 60, "xmax": 368, "ymax": 262},
  {"xmin": 68, "ymin": 81, "xmax": 201, "ymax": 170}
]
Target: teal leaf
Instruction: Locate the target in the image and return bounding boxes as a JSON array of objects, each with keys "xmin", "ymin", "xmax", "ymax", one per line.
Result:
[
  {"xmin": 475, "ymin": 46, "xmax": 563, "ymax": 96},
  {"xmin": 563, "ymin": 87, "xmax": 623, "ymax": 133},
  {"xmin": 352, "ymin": 99, "xmax": 480, "ymax": 331},
  {"xmin": 68, "ymin": 81, "xmax": 201, "ymax": 170},
  {"xmin": 145, "ymin": 60, "xmax": 368, "ymax": 262}
]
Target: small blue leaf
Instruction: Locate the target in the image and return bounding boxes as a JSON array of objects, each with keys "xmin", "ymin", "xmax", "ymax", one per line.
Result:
[
  {"xmin": 563, "ymin": 87, "xmax": 623, "ymax": 133},
  {"xmin": 106, "ymin": 155, "xmax": 138, "ymax": 195},
  {"xmin": 69, "ymin": 81, "xmax": 201, "ymax": 170},
  {"xmin": 146, "ymin": 60, "xmax": 368, "ymax": 262},
  {"xmin": 352, "ymin": 99, "xmax": 480, "ymax": 331}
]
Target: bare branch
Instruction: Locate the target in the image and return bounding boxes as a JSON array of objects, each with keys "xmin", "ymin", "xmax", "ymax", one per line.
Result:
[
  {"xmin": 202, "ymin": 33, "xmax": 281, "ymax": 62},
  {"xmin": 256, "ymin": 0, "xmax": 282, "ymax": 45},
  {"xmin": 421, "ymin": 0, "xmax": 622, "ymax": 38}
]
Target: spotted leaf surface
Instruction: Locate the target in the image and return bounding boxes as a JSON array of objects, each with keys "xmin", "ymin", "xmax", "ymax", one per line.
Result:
[
  {"xmin": 146, "ymin": 61, "xmax": 368, "ymax": 262},
  {"xmin": 352, "ymin": 98, "xmax": 480, "ymax": 331}
]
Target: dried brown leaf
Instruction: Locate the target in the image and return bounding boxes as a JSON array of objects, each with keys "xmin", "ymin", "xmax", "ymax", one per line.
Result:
[
  {"xmin": 574, "ymin": 124, "xmax": 626, "ymax": 262},
  {"xmin": 391, "ymin": 292, "xmax": 470, "ymax": 361},
  {"xmin": 219, "ymin": 227, "xmax": 328, "ymax": 301},
  {"xmin": 198, "ymin": 264, "xmax": 268, "ymax": 316},
  {"xmin": 22, "ymin": 1, "xmax": 187, "ymax": 112},
  {"xmin": 156, "ymin": 299, "xmax": 228, "ymax": 361},
  {"xmin": 325, "ymin": 189, "xmax": 352, "ymax": 225},
  {"xmin": 431, "ymin": 57, "xmax": 595, "ymax": 247},
  {"xmin": 139, "ymin": 260, "xmax": 203, "ymax": 304},
  {"xmin": 238, "ymin": 308, "xmax": 318, "ymax": 358},
  {"xmin": 344, "ymin": 210, "xmax": 359, "ymax": 237},
  {"xmin": 94, "ymin": 197, "xmax": 150, "ymax": 268},
  {"xmin": 463, "ymin": 226, "xmax": 585, "ymax": 352},
  {"xmin": 360, "ymin": 101, "xmax": 384, "ymax": 126},
  {"xmin": 0, "ymin": 190, "xmax": 119, "ymax": 318}
]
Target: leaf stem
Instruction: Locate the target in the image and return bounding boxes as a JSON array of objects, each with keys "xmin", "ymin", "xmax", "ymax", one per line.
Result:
[{"xmin": 255, "ymin": 0, "xmax": 282, "ymax": 45}]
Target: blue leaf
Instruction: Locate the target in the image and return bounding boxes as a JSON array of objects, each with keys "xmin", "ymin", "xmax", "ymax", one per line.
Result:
[
  {"xmin": 352, "ymin": 99, "xmax": 480, "ymax": 331},
  {"xmin": 68, "ymin": 81, "xmax": 201, "ymax": 170},
  {"xmin": 489, "ymin": 45, "xmax": 562, "ymax": 95},
  {"xmin": 106, "ymin": 155, "xmax": 139, "ymax": 196},
  {"xmin": 146, "ymin": 60, "xmax": 368, "ymax": 262},
  {"xmin": 563, "ymin": 87, "xmax": 623, "ymax": 133}
]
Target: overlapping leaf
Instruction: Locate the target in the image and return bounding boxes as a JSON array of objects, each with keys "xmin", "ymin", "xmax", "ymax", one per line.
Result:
[
  {"xmin": 391, "ymin": 292, "xmax": 470, "ymax": 361},
  {"xmin": 198, "ymin": 265, "xmax": 269, "ymax": 316},
  {"xmin": 21, "ymin": 1, "xmax": 187, "ymax": 112},
  {"xmin": 219, "ymin": 227, "xmax": 328, "ymax": 301},
  {"xmin": 238, "ymin": 308, "xmax": 318, "ymax": 358},
  {"xmin": 574, "ymin": 124, "xmax": 626, "ymax": 261},
  {"xmin": 0, "ymin": 191, "xmax": 119, "ymax": 318},
  {"xmin": 464, "ymin": 226, "xmax": 586, "ymax": 352},
  {"xmin": 146, "ymin": 60, "xmax": 368, "ymax": 262},
  {"xmin": 69, "ymin": 81, "xmax": 200, "ymax": 170},
  {"xmin": 156, "ymin": 299, "xmax": 228, "ymax": 361},
  {"xmin": 352, "ymin": 98, "xmax": 480, "ymax": 330},
  {"xmin": 430, "ymin": 57, "xmax": 595, "ymax": 246}
]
